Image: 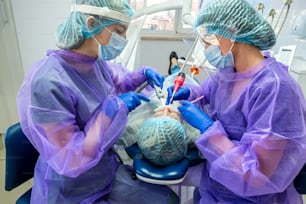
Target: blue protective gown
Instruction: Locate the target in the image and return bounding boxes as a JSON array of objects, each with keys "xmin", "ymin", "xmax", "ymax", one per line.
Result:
[
  {"xmin": 17, "ymin": 50, "xmax": 172, "ymax": 204},
  {"xmin": 189, "ymin": 56, "xmax": 306, "ymax": 203}
]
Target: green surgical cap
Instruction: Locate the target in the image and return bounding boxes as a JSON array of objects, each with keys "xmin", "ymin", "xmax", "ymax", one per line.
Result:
[
  {"xmin": 195, "ymin": 0, "xmax": 276, "ymax": 50},
  {"xmin": 56, "ymin": 0, "xmax": 133, "ymax": 49},
  {"xmin": 137, "ymin": 117, "xmax": 187, "ymax": 166}
]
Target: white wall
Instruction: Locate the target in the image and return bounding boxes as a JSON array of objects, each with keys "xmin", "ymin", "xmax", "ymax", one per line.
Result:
[
  {"xmin": 270, "ymin": 1, "xmax": 306, "ymax": 60},
  {"xmin": 140, "ymin": 39, "xmax": 187, "ymax": 75},
  {"xmin": 0, "ymin": 0, "xmax": 24, "ymax": 133},
  {"xmin": 11, "ymin": 0, "xmax": 70, "ymax": 73}
]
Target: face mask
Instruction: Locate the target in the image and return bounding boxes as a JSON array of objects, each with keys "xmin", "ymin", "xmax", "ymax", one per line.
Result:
[
  {"xmin": 95, "ymin": 28, "xmax": 127, "ymax": 60},
  {"xmin": 204, "ymin": 44, "xmax": 234, "ymax": 69}
]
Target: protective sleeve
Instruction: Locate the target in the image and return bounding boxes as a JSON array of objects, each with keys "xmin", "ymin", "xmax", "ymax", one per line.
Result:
[
  {"xmin": 195, "ymin": 78, "xmax": 306, "ymax": 197},
  {"xmin": 18, "ymin": 74, "xmax": 129, "ymax": 178},
  {"xmin": 107, "ymin": 61, "xmax": 147, "ymax": 94}
]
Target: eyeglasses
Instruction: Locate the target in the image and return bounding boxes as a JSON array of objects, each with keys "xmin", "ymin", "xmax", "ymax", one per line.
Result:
[{"xmin": 196, "ymin": 26, "xmax": 219, "ymax": 46}]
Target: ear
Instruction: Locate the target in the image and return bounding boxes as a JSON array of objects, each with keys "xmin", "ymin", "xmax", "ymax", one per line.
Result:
[{"xmin": 86, "ymin": 16, "xmax": 95, "ymax": 28}]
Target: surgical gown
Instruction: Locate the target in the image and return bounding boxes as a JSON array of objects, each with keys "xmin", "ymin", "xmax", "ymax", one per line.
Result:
[
  {"xmin": 16, "ymin": 50, "xmax": 172, "ymax": 204},
  {"xmin": 189, "ymin": 56, "xmax": 306, "ymax": 203}
]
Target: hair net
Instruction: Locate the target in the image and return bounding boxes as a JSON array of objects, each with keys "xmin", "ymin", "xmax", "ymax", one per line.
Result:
[
  {"xmin": 195, "ymin": 0, "xmax": 276, "ymax": 50},
  {"xmin": 56, "ymin": 0, "xmax": 134, "ymax": 49},
  {"xmin": 137, "ymin": 117, "xmax": 188, "ymax": 166}
]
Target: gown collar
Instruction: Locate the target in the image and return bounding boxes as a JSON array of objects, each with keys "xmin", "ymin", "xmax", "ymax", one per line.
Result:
[
  {"xmin": 217, "ymin": 56, "xmax": 276, "ymax": 81},
  {"xmin": 47, "ymin": 49, "xmax": 98, "ymax": 64}
]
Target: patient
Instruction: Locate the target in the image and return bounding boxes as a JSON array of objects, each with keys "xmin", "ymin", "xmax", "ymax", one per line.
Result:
[
  {"xmin": 137, "ymin": 106, "xmax": 188, "ymax": 166},
  {"xmin": 120, "ymin": 74, "xmax": 200, "ymax": 166}
]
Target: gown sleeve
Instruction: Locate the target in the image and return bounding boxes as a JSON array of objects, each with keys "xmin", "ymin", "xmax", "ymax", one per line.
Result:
[
  {"xmin": 17, "ymin": 62, "xmax": 130, "ymax": 178},
  {"xmin": 106, "ymin": 61, "xmax": 148, "ymax": 94},
  {"xmin": 195, "ymin": 73, "xmax": 306, "ymax": 196}
]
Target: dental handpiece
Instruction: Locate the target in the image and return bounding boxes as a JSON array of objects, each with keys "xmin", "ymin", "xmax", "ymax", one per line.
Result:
[{"xmin": 169, "ymin": 72, "xmax": 186, "ymax": 104}]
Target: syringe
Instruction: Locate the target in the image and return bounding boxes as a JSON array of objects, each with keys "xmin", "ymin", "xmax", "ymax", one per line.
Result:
[{"xmin": 168, "ymin": 72, "xmax": 186, "ymax": 104}]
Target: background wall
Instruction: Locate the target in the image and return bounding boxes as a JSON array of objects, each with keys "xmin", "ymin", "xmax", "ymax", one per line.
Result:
[
  {"xmin": 0, "ymin": 0, "xmax": 23, "ymax": 133},
  {"xmin": 11, "ymin": 0, "xmax": 70, "ymax": 74}
]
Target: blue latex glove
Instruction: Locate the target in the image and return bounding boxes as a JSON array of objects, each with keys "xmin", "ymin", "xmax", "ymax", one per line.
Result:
[
  {"xmin": 178, "ymin": 101, "xmax": 214, "ymax": 133},
  {"xmin": 166, "ymin": 86, "xmax": 190, "ymax": 105},
  {"xmin": 144, "ymin": 68, "xmax": 164, "ymax": 89},
  {"xmin": 119, "ymin": 92, "xmax": 150, "ymax": 112}
]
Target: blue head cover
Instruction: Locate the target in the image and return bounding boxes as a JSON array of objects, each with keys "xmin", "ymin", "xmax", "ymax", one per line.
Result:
[
  {"xmin": 56, "ymin": 0, "xmax": 134, "ymax": 49},
  {"xmin": 195, "ymin": 0, "xmax": 276, "ymax": 50},
  {"xmin": 137, "ymin": 116, "xmax": 188, "ymax": 166}
]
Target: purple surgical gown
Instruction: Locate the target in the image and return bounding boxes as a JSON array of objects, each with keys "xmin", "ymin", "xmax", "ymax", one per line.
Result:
[
  {"xmin": 17, "ymin": 50, "xmax": 172, "ymax": 204},
  {"xmin": 190, "ymin": 56, "xmax": 306, "ymax": 203}
]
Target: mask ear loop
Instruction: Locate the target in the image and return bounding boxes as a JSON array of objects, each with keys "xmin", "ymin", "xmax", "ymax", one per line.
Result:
[
  {"xmin": 86, "ymin": 16, "xmax": 113, "ymax": 46},
  {"xmin": 93, "ymin": 37, "xmax": 100, "ymax": 45},
  {"xmin": 86, "ymin": 16, "xmax": 102, "ymax": 58},
  {"xmin": 218, "ymin": 36, "xmax": 235, "ymax": 55},
  {"xmin": 86, "ymin": 16, "xmax": 101, "ymax": 44},
  {"xmin": 229, "ymin": 40, "xmax": 235, "ymax": 52},
  {"xmin": 104, "ymin": 27, "xmax": 112, "ymax": 35}
]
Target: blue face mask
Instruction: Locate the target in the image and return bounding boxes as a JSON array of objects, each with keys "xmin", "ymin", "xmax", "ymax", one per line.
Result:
[
  {"xmin": 95, "ymin": 28, "xmax": 127, "ymax": 60},
  {"xmin": 204, "ymin": 44, "xmax": 234, "ymax": 69}
]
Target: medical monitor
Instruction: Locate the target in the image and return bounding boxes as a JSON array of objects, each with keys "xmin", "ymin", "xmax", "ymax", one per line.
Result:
[{"xmin": 276, "ymin": 45, "xmax": 296, "ymax": 71}]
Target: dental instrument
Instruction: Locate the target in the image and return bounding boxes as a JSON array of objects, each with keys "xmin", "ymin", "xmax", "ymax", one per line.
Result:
[
  {"xmin": 190, "ymin": 95, "xmax": 205, "ymax": 104},
  {"xmin": 168, "ymin": 72, "xmax": 186, "ymax": 104}
]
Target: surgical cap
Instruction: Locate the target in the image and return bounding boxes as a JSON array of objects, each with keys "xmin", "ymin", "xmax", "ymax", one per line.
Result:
[
  {"xmin": 137, "ymin": 117, "xmax": 188, "ymax": 166},
  {"xmin": 195, "ymin": 0, "xmax": 276, "ymax": 50},
  {"xmin": 56, "ymin": 0, "xmax": 134, "ymax": 49}
]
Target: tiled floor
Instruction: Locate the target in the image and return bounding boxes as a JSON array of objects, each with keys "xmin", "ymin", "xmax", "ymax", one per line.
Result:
[{"xmin": 1, "ymin": 134, "xmax": 306, "ymax": 204}]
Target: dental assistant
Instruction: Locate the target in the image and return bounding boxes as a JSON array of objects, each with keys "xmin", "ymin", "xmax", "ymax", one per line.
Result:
[
  {"xmin": 167, "ymin": 0, "xmax": 306, "ymax": 203},
  {"xmin": 16, "ymin": 0, "xmax": 179, "ymax": 203}
]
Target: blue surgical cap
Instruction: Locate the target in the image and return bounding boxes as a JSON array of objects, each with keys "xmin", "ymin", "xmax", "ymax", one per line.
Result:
[
  {"xmin": 137, "ymin": 117, "xmax": 188, "ymax": 166},
  {"xmin": 56, "ymin": 0, "xmax": 134, "ymax": 49},
  {"xmin": 195, "ymin": 0, "xmax": 276, "ymax": 50}
]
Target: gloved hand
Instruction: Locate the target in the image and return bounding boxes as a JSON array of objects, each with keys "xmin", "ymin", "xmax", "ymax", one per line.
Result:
[
  {"xmin": 178, "ymin": 100, "xmax": 214, "ymax": 133},
  {"xmin": 166, "ymin": 86, "xmax": 190, "ymax": 105},
  {"xmin": 144, "ymin": 68, "xmax": 164, "ymax": 89},
  {"xmin": 119, "ymin": 92, "xmax": 150, "ymax": 112}
]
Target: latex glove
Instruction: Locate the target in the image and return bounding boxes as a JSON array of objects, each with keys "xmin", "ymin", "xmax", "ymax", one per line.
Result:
[
  {"xmin": 144, "ymin": 68, "xmax": 164, "ymax": 89},
  {"xmin": 119, "ymin": 92, "xmax": 150, "ymax": 112},
  {"xmin": 178, "ymin": 100, "xmax": 214, "ymax": 133},
  {"xmin": 166, "ymin": 86, "xmax": 190, "ymax": 105}
]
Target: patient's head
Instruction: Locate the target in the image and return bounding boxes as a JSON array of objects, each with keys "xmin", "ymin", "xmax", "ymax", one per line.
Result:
[
  {"xmin": 153, "ymin": 106, "xmax": 181, "ymax": 121},
  {"xmin": 137, "ymin": 106, "xmax": 187, "ymax": 166}
]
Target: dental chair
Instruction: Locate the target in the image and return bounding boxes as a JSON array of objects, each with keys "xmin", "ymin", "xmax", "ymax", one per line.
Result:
[
  {"xmin": 294, "ymin": 164, "xmax": 306, "ymax": 194},
  {"xmin": 125, "ymin": 143, "xmax": 203, "ymax": 185},
  {"xmin": 4, "ymin": 122, "xmax": 39, "ymax": 204}
]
